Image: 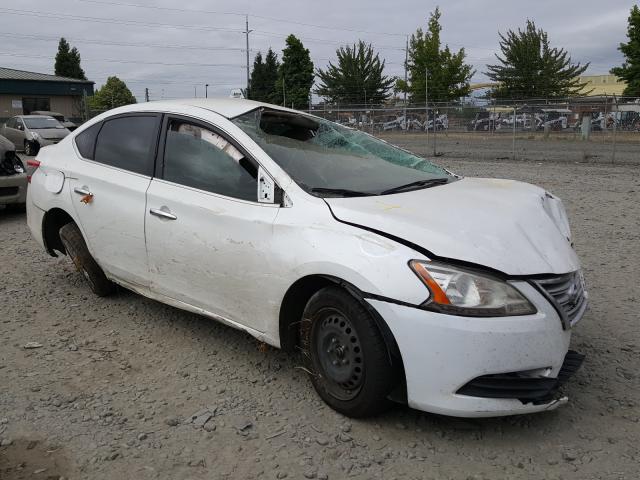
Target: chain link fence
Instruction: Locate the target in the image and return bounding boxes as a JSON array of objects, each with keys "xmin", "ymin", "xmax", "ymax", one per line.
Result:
[{"xmin": 309, "ymin": 97, "xmax": 640, "ymax": 164}]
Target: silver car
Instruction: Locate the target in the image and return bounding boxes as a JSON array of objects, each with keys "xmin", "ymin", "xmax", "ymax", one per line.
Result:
[
  {"xmin": 0, "ymin": 115, "xmax": 70, "ymax": 156},
  {"xmin": 31, "ymin": 111, "xmax": 78, "ymax": 131}
]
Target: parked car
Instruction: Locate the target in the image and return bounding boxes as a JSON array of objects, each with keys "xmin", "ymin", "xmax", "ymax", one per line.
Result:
[
  {"xmin": 0, "ymin": 115, "xmax": 70, "ymax": 156},
  {"xmin": 0, "ymin": 134, "xmax": 27, "ymax": 210},
  {"xmin": 31, "ymin": 111, "xmax": 78, "ymax": 131},
  {"xmin": 27, "ymin": 99, "xmax": 587, "ymax": 418}
]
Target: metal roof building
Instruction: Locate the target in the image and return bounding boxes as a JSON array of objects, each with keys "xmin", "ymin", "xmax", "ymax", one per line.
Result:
[{"xmin": 0, "ymin": 67, "xmax": 94, "ymax": 123}]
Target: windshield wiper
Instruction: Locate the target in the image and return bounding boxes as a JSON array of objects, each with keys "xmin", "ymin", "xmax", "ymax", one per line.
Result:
[
  {"xmin": 310, "ymin": 187, "xmax": 376, "ymax": 197},
  {"xmin": 380, "ymin": 177, "xmax": 449, "ymax": 195}
]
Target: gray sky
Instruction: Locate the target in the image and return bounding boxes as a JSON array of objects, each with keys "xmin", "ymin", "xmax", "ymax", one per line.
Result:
[{"xmin": 0, "ymin": 0, "xmax": 635, "ymax": 101}]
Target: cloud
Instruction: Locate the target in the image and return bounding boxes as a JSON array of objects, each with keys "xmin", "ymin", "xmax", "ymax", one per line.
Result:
[{"xmin": 0, "ymin": 0, "xmax": 633, "ymax": 101}]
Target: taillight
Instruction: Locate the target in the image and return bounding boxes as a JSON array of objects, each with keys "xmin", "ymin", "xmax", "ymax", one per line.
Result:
[{"xmin": 27, "ymin": 159, "xmax": 41, "ymax": 183}]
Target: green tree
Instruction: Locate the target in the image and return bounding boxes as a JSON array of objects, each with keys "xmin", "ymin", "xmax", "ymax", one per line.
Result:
[
  {"xmin": 277, "ymin": 35, "xmax": 314, "ymax": 109},
  {"xmin": 249, "ymin": 51, "xmax": 266, "ymax": 101},
  {"xmin": 611, "ymin": 5, "xmax": 640, "ymax": 97},
  {"xmin": 315, "ymin": 40, "xmax": 394, "ymax": 105},
  {"xmin": 486, "ymin": 20, "xmax": 589, "ymax": 99},
  {"xmin": 249, "ymin": 48, "xmax": 280, "ymax": 104},
  {"xmin": 89, "ymin": 76, "xmax": 136, "ymax": 110},
  {"xmin": 397, "ymin": 7, "xmax": 473, "ymax": 103},
  {"xmin": 54, "ymin": 38, "xmax": 87, "ymax": 80}
]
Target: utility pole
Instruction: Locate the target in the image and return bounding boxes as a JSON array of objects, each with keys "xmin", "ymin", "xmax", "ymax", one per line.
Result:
[
  {"xmin": 144, "ymin": 87, "xmax": 149, "ymax": 102},
  {"xmin": 282, "ymin": 75, "xmax": 286, "ymax": 106},
  {"xmin": 205, "ymin": 84, "xmax": 209, "ymax": 98},
  {"xmin": 403, "ymin": 36, "xmax": 408, "ymax": 132},
  {"xmin": 194, "ymin": 85, "xmax": 197, "ymax": 97},
  {"xmin": 244, "ymin": 15, "xmax": 252, "ymax": 98},
  {"xmin": 425, "ymin": 67, "xmax": 429, "ymax": 150}
]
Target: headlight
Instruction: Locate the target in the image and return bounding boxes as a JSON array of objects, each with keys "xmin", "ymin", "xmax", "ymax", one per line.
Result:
[
  {"xmin": 409, "ymin": 260, "xmax": 536, "ymax": 317},
  {"xmin": 30, "ymin": 132, "xmax": 41, "ymax": 140}
]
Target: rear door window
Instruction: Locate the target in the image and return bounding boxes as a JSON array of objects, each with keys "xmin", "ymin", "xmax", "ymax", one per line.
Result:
[
  {"xmin": 75, "ymin": 123, "xmax": 102, "ymax": 160},
  {"xmin": 93, "ymin": 115, "xmax": 160, "ymax": 176}
]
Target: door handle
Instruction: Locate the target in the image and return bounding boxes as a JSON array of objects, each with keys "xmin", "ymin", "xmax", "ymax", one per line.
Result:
[
  {"xmin": 149, "ymin": 207, "xmax": 177, "ymax": 220},
  {"xmin": 74, "ymin": 186, "xmax": 92, "ymax": 196}
]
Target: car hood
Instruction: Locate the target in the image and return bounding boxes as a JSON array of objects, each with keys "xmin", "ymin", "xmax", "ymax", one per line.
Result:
[
  {"xmin": 32, "ymin": 128, "xmax": 69, "ymax": 140},
  {"xmin": 324, "ymin": 177, "xmax": 580, "ymax": 276}
]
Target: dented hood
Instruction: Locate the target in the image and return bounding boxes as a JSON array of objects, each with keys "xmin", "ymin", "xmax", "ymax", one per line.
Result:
[{"xmin": 325, "ymin": 177, "xmax": 580, "ymax": 276}]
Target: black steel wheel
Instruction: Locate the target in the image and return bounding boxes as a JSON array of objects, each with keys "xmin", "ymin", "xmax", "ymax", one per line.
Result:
[{"xmin": 300, "ymin": 286, "xmax": 398, "ymax": 417}]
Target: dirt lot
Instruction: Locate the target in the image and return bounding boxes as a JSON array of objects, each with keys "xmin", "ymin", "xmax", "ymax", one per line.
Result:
[{"xmin": 1, "ymin": 155, "xmax": 639, "ymax": 480}]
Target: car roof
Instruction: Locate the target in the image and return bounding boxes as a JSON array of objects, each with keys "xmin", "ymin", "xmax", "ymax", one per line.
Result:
[
  {"xmin": 31, "ymin": 111, "xmax": 63, "ymax": 116},
  {"xmin": 18, "ymin": 115, "xmax": 56, "ymax": 118},
  {"xmin": 103, "ymin": 98, "xmax": 298, "ymax": 119}
]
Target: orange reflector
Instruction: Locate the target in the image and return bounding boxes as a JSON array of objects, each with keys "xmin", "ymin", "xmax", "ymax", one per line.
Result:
[{"xmin": 410, "ymin": 261, "xmax": 451, "ymax": 305}]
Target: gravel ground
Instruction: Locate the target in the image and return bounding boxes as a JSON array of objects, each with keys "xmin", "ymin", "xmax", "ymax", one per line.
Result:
[
  {"xmin": 1, "ymin": 156, "xmax": 639, "ymax": 480},
  {"xmin": 380, "ymin": 131, "xmax": 640, "ymax": 165}
]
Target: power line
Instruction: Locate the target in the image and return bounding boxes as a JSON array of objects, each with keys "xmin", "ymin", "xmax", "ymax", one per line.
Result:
[
  {"xmin": 0, "ymin": 52, "xmax": 245, "ymax": 68},
  {"xmin": 0, "ymin": 32, "xmax": 247, "ymax": 52},
  {"xmin": 0, "ymin": 8, "xmax": 245, "ymax": 33},
  {"xmin": 76, "ymin": 0, "xmax": 407, "ymax": 37}
]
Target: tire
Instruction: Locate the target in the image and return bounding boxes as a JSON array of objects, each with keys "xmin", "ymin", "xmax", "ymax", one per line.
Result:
[
  {"xmin": 300, "ymin": 286, "xmax": 397, "ymax": 418},
  {"xmin": 59, "ymin": 222, "xmax": 115, "ymax": 297},
  {"xmin": 24, "ymin": 140, "xmax": 38, "ymax": 157}
]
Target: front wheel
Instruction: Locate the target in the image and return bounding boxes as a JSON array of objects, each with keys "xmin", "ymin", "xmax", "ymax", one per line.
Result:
[
  {"xmin": 24, "ymin": 140, "xmax": 39, "ymax": 157},
  {"xmin": 300, "ymin": 286, "xmax": 397, "ymax": 418}
]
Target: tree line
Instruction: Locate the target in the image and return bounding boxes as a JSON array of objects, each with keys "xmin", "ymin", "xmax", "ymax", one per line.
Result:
[{"xmin": 54, "ymin": 5, "xmax": 640, "ymax": 110}]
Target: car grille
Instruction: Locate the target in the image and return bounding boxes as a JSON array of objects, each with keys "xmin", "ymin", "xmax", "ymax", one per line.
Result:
[
  {"xmin": 533, "ymin": 271, "xmax": 588, "ymax": 329},
  {"xmin": 0, "ymin": 186, "xmax": 19, "ymax": 197}
]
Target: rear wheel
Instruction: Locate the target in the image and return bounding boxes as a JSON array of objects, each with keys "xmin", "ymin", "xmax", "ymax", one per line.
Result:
[
  {"xmin": 300, "ymin": 286, "xmax": 397, "ymax": 418},
  {"xmin": 59, "ymin": 222, "xmax": 115, "ymax": 297}
]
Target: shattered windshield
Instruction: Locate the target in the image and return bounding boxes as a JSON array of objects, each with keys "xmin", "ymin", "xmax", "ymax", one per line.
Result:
[{"xmin": 232, "ymin": 108, "xmax": 453, "ymax": 197}]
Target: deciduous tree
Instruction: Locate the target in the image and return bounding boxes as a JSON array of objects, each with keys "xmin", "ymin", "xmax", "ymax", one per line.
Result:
[{"xmin": 89, "ymin": 76, "xmax": 136, "ymax": 110}]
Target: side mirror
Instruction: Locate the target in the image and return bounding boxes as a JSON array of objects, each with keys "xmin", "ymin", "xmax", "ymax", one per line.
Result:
[
  {"xmin": 257, "ymin": 166, "xmax": 275, "ymax": 204},
  {"xmin": 17, "ymin": 124, "xmax": 23, "ymax": 131}
]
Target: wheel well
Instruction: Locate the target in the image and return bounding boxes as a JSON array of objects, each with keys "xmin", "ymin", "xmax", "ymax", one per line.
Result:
[
  {"xmin": 279, "ymin": 275, "xmax": 404, "ymax": 361},
  {"xmin": 42, "ymin": 208, "xmax": 74, "ymax": 257},
  {"xmin": 279, "ymin": 274, "xmax": 407, "ymax": 402}
]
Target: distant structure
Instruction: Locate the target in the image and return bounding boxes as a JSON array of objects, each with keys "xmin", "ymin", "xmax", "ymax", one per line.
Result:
[
  {"xmin": 0, "ymin": 67, "xmax": 94, "ymax": 123},
  {"xmin": 577, "ymin": 74, "xmax": 627, "ymax": 96}
]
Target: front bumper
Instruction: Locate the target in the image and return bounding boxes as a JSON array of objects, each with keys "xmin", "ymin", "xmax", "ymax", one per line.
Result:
[{"xmin": 368, "ymin": 281, "xmax": 581, "ymax": 417}]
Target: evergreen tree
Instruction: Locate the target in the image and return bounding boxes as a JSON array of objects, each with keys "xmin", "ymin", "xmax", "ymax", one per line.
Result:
[
  {"xmin": 611, "ymin": 5, "xmax": 640, "ymax": 97},
  {"xmin": 277, "ymin": 35, "xmax": 314, "ymax": 109},
  {"xmin": 315, "ymin": 40, "xmax": 394, "ymax": 105},
  {"xmin": 249, "ymin": 48, "xmax": 280, "ymax": 104},
  {"xmin": 54, "ymin": 38, "xmax": 87, "ymax": 80},
  {"xmin": 89, "ymin": 76, "xmax": 136, "ymax": 110},
  {"xmin": 249, "ymin": 52, "xmax": 266, "ymax": 101},
  {"xmin": 263, "ymin": 48, "xmax": 281, "ymax": 105},
  {"xmin": 396, "ymin": 8, "xmax": 473, "ymax": 103},
  {"xmin": 486, "ymin": 20, "xmax": 589, "ymax": 99}
]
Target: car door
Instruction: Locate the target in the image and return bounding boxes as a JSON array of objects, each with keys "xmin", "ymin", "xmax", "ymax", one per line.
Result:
[
  {"xmin": 145, "ymin": 115, "xmax": 279, "ymax": 332},
  {"xmin": 69, "ymin": 114, "xmax": 161, "ymax": 287}
]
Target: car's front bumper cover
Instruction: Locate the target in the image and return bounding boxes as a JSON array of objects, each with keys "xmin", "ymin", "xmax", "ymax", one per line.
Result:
[{"xmin": 367, "ymin": 281, "xmax": 582, "ymax": 417}]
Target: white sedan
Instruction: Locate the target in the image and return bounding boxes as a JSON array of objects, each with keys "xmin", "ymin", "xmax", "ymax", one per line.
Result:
[{"xmin": 27, "ymin": 99, "xmax": 587, "ymax": 418}]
